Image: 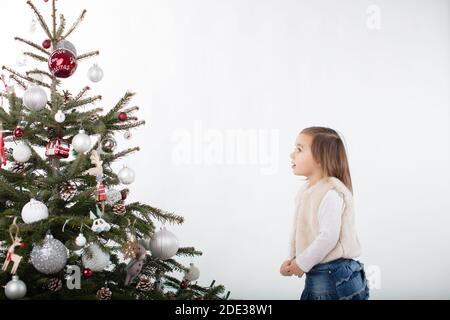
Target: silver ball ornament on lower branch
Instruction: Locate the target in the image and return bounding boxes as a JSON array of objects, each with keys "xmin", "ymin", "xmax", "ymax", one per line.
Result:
[
  {"xmin": 184, "ymin": 263, "xmax": 200, "ymax": 282},
  {"xmin": 149, "ymin": 227, "xmax": 179, "ymax": 260},
  {"xmin": 30, "ymin": 233, "xmax": 68, "ymax": 274},
  {"xmin": 13, "ymin": 143, "xmax": 32, "ymax": 163},
  {"xmin": 75, "ymin": 233, "xmax": 87, "ymax": 248},
  {"xmin": 23, "ymin": 86, "xmax": 47, "ymax": 112},
  {"xmin": 82, "ymin": 243, "xmax": 110, "ymax": 272},
  {"xmin": 118, "ymin": 166, "xmax": 135, "ymax": 185},
  {"xmin": 87, "ymin": 64, "xmax": 104, "ymax": 83},
  {"xmin": 72, "ymin": 129, "xmax": 91, "ymax": 153},
  {"xmin": 4, "ymin": 276, "xmax": 27, "ymax": 300},
  {"xmin": 54, "ymin": 110, "xmax": 65, "ymax": 123},
  {"xmin": 106, "ymin": 189, "xmax": 122, "ymax": 206},
  {"xmin": 21, "ymin": 198, "xmax": 48, "ymax": 224}
]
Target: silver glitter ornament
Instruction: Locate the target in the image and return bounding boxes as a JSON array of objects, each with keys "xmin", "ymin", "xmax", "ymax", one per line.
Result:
[{"xmin": 30, "ymin": 233, "xmax": 68, "ymax": 274}]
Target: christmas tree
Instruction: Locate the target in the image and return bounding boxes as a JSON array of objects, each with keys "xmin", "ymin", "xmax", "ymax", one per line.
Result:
[{"xmin": 0, "ymin": 0, "xmax": 229, "ymax": 300}]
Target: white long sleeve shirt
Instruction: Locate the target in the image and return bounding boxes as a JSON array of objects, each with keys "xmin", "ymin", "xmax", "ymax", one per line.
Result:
[{"xmin": 293, "ymin": 189, "xmax": 344, "ymax": 274}]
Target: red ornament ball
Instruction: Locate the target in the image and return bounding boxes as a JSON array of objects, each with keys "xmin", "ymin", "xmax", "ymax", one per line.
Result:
[
  {"xmin": 42, "ymin": 39, "xmax": 51, "ymax": 49},
  {"xmin": 13, "ymin": 127, "xmax": 24, "ymax": 138},
  {"xmin": 19, "ymin": 242, "xmax": 26, "ymax": 249},
  {"xmin": 118, "ymin": 112, "xmax": 128, "ymax": 122},
  {"xmin": 48, "ymin": 49, "xmax": 78, "ymax": 78},
  {"xmin": 180, "ymin": 280, "xmax": 188, "ymax": 289},
  {"xmin": 83, "ymin": 268, "xmax": 93, "ymax": 278}
]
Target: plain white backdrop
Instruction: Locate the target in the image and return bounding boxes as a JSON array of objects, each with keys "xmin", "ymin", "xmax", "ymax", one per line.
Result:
[{"xmin": 0, "ymin": 0, "xmax": 449, "ymax": 299}]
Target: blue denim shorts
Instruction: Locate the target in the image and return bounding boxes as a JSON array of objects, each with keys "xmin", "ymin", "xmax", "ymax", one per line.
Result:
[{"xmin": 300, "ymin": 258, "xmax": 370, "ymax": 300}]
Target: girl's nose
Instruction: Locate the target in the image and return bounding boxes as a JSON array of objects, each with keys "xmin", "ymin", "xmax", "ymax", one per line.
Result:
[{"xmin": 290, "ymin": 152, "xmax": 294, "ymax": 160}]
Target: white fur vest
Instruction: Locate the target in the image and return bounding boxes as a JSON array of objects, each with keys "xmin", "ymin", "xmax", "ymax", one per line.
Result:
[{"xmin": 288, "ymin": 176, "xmax": 362, "ymax": 264}]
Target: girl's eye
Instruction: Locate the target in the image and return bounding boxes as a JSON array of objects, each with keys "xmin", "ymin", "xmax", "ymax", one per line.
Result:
[{"xmin": 297, "ymin": 148, "xmax": 302, "ymax": 152}]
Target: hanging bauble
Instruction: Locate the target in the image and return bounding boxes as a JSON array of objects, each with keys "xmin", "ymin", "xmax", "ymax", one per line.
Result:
[
  {"xmin": 184, "ymin": 263, "xmax": 200, "ymax": 282},
  {"xmin": 13, "ymin": 127, "xmax": 24, "ymax": 138},
  {"xmin": 82, "ymin": 268, "xmax": 93, "ymax": 278},
  {"xmin": 75, "ymin": 233, "xmax": 87, "ymax": 248},
  {"xmin": 118, "ymin": 166, "xmax": 135, "ymax": 185},
  {"xmin": 4, "ymin": 276, "xmax": 27, "ymax": 300},
  {"xmin": 13, "ymin": 143, "xmax": 31, "ymax": 163},
  {"xmin": 21, "ymin": 198, "xmax": 48, "ymax": 224},
  {"xmin": 100, "ymin": 136, "xmax": 116, "ymax": 154},
  {"xmin": 54, "ymin": 110, "xmax": 65, "ymax": 123},
  {"xmin": 30, "ymin": 233, "xmax": 68, "ymax": 274},
  {"xmin": 118, "ymin": 112, "xmax": 128, "ymax": 122},
  {"xmin": 97, "ymin": 287, "xmax": 112, "ymax": 300},
  {"xmin": 72, "ymin": 129, "xmax": 91, "ymax": 153},
  {"xmin": 48, "ymin": 49, "xmax": 77, "ymax": 78},
  {"xmin": 82, "ymin": 243, "xmax": 110, "ymax": 272},
  {"xmin": 124, "ymin": 130, "xmax": 132, "ymax": 140},
  {"xmin": 149, "ymin": 227, "xmax": 179, "ymax": 260},
  {"xmin": 42, "ymin": 39, "xmax": 51, "ymax": 49},
  {"xmin": 23, "ymin": 86, "xmax": 48, "ymax": 111},
  {"xmin": 106, "ymin": 189, "xmax": 122, "ymax": 206},
  {"xmin": 46, "ymin": 278, "xmax": 62, "ymax": 292},
  {"xmin": 87, "ymin": 64, "xmax": 104, "ymax": 83},
  {"xmin": 55, "ymin": 39, "xmax": 77, "ymax": 56},
  {"xmin": 180, "ymin": 279, "xmax": 188, "ymax": 289}
]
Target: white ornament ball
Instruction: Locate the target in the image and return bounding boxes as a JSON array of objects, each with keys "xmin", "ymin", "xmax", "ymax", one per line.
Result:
[
  {"xmin": 75, "ymin": 233, "xmax": 87, "ymax": 247},
  {"xmin": 5, "ymin": 276, "xmax": 27, "ymax": 300},
  {"xmin": 184, "ymin": 263, "xmax": 200, "ymax": 282},
  {"xmin": 87, "ymin": 64, "xmax": 104, "ymax": 83},
  {"xmin": 149, "ymin": 227, "xmax": 179, "ymax": 260},
  {"xmin": 82, "ymin": 243, "xmax": 110, "ymax": 272},
  {"xmin": 72, "ymin": 129, "xmax": 91, "ymax": 153},
  {"xmin": 21, "ymin": 198, "xmax": 49, "ymax": 224},
  {"xmin": 106, "ymin": 189, "xmax": 122, "ymax": 206},
  {"xmin": 118, "ymin": 166, "xmax": 135, "ymax": 185},
  {"xmin": 30, "ymin": 234, "xmax": 68, "ymax": 274},
  {"xmin": 54, "ymin": 110, "xmax": 65, "ymax": 123},
  {"xmin": 23, "ymin": 86, "xmax": 48, "ymax": 111},
  {"xmin": 56, "ymin": 39, "xmax": 77, "ymax": 56},
  {"xmin": 13, "ymin": 143, "xmax": 32, "ymax": 163}
]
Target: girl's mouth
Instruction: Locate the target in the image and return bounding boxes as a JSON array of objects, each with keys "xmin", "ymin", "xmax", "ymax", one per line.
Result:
[{"xmin": 291, "ymin": 164, "xmax": 296, "ymax": 169}]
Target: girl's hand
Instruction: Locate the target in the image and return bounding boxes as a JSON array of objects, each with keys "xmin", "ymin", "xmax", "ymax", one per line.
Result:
[
  {"xmin": 280, "ymin": 260, "xmax": 293, "ymax": 276},
  {"xmin": 287, "ymin": 260, "xmax": 305, "ymax": 277}
]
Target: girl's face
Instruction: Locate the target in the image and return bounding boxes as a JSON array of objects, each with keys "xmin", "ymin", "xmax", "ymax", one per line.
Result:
[{"xmin": 290, "ymin": 133, "xmax": 322, "ymax": 177}]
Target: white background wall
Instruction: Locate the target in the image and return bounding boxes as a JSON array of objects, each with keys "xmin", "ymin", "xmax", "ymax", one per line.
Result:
[{"xmin": 0, "ymin": 0, "xmax": 449, "ymax": 299}]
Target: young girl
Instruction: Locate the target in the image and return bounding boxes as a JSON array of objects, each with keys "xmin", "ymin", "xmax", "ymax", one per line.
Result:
[{"xmin": 280, "ymin": 126, "xmax": 369, "ymax": 300}]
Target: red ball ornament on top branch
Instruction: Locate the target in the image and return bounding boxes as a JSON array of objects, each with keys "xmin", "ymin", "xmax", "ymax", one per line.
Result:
[
  {"xmin": 118, "ymin": 112, "xmax": 128, "ymax": 122},
  {"xmin": 42, "ymin": 39, "xmax": 51, "ymax": 49},
  {"xmin": 13, "ymin": 127, "xmax": 24, "ymax": 138},
  {"xmin": 48, "ymin": 49, "xmax": 77, "ymax": 78}
]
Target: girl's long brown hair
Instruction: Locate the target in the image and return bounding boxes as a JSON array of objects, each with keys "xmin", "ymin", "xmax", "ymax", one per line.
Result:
[{"xmin": 301, "ymin": 126, "xmax": 353, "ymax": 194}]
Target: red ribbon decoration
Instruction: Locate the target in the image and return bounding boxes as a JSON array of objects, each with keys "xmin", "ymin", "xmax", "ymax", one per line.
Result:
[{"xmin": 0, "ymin": 129, "xmax": 6, "ymax": 168}]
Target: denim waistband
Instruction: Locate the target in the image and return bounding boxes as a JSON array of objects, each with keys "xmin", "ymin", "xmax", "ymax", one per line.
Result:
[{"xmin": 309, "ymin": 258, "xmax": 354, "ymax": 272}]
